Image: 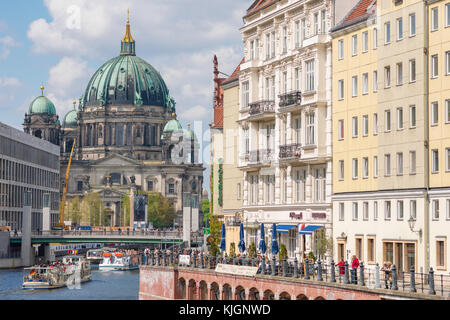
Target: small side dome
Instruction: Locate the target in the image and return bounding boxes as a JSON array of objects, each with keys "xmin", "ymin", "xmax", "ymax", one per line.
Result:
[
  {"xmin": 63, "ymin": 109, "xmax": 78, "ymax": 128},
  {"xmin": 183, "ymin": 124, "xmax": 197, "ymax": 141},
  {"xmin": 163, "ymin": 114, "xmax": 183, "ymax": 133},
  {"xmin": 28, "ymin": 89, "xmax": 57, "ymax": 115}
]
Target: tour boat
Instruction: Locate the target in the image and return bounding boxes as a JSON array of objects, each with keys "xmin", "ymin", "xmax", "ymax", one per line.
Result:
[
  {"xmin": 98, "ymin": 251, "xmax": 140, "ymax": 271},
  {"xmin": 86, "ymin": 248, "xmax": 106, "ymax": 266},
  {"xmin": 22, "ymin": 255, "xmax": 92, "ymax": 290}
]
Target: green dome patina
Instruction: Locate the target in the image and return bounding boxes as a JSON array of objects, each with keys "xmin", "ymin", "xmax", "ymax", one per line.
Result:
[
  {"xmin": 28, "ymin": 95, "xmax": 57, "ymax": 116},
  {"xmin": 63, "ymin": 109, "xmax": 78, "ymax": 128},
  {"xmin": 183, "ymin": 126, "xmax": 197, "ymax": 141},
  {"xmin": 163, "ymin": 119, "xmax": 183, "ymax": 133}
]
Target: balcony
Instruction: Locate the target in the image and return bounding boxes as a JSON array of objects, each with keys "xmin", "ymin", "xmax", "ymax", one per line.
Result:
[
  {"xmin": 248, "ymin": 100, "xmax": 275, "ymax": 120},
  {"xmin": 279, "ymin": 91, "xmax": 302, "ymax": 110},
  {"xmin": 279, "ymin": 144, "xmax": 302, "ymax": 160},
  {"xmin": 249, "ymin": 149, "xmax": 274, "ymax": 165}
]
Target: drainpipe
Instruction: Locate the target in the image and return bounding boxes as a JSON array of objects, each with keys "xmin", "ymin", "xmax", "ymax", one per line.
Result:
[{"xmin": 423, "ymin": 0, "xmax": 430, "ymax": 273}]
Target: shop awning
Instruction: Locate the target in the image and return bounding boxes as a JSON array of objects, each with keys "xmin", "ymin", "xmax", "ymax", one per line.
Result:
[
  {"xmin": 299, "ymin": 225, "xmax": 323, "ymax": 235},
  {"xmin": 276, "ymin": 225, "xmax": 297, "ymax": 234}
]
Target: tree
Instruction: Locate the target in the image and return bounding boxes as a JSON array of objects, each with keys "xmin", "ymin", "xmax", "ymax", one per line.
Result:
[
  {"xmin": 67, "ymin": 197, "xmax": 81, "ymax": 225},
  {"xmin": 121, "ymin": 194, "xmax": 131, "ymax": 227},
  {"xmin": 279, "ymin": 244, "xmax": 288, "ymax": 261},
  {"xmin": 229, "ymin": 242, "xmax": 236, "ymax": 258},
  {"xmin": 248, "ymin": 242, "xmax": 257, "ymax": 258},
  {"xmin": 202, "ymin": 199, "xmax": 210, "ymax": 232},
  {"xmin": 208, "ymin": 214, "xmax": 222, "ymax": 254},
  {"xmin": 146, "ymin": 192, "xmax": 176, "ymax": 228},
  {"xmin": 315, "ymin": 229, "xmax": 333, "ymax": 260},
  {"xmin": 80, "ymin": 192, "xmax": 104, "ymax": 226}
]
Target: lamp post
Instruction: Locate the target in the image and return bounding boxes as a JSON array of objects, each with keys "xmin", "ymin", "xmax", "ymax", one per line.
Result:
[{"xmin": 408, "ymin": 217, "xmax": 422, "ymax": 240}]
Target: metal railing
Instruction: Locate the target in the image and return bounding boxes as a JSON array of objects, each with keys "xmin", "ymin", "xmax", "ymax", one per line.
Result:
[
  {"xmin": 279, "ymin": 91, "xmax": 302, "ymax": 108},
  {"xmin": 249, "ymin": 100, "xmax": 275, "ymax": 116},
  {"xmin": 249, "ymin": 149, "xmax": 274, "ymax": 164},
  {"xmin": 142, "ymin": 253, "xmax": 450, "ymax": 298},
  {"xmin": 279, "ymin": 144, "xmax": 302, "ymax": 159}
]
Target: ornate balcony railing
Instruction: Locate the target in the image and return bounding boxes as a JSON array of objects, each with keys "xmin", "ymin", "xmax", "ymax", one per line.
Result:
[
  {"xmin": 279, "ymin": 144, "xmax": 302, "ymax": 159},
  {"xmin": 249, "ymin": 149, "xmax": 274, "ymax": 164},
  {"xmin": 249, "ymin": 100, "xmax": 275, "ymax": 116},
  {"xmin": 279, "ymin": 91, "xmax": 302, "ymax": 108}
]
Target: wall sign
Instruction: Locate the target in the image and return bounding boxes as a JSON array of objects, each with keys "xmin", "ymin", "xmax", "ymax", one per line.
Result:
[
  {"xmin": 289, "ymin": 212, "xmax": 303, "ymax": 220},
  {"xmin": 214, "ymin": 264, "xmax": 258, "ymax": 277},
  {"xmin": 312, "ymin": 212, "xmax": 327, "ymax": 220}
]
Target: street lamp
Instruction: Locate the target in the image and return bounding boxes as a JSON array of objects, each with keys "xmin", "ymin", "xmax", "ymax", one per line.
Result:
[{"xmin": 408, "ymin": 217, "xmax": 422, "ymax": 238}]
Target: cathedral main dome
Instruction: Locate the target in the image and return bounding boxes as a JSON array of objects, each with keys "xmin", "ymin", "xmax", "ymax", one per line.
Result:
[{"xmin": 82, "ymin": 17, "xmax": 174, "ymax": 110}]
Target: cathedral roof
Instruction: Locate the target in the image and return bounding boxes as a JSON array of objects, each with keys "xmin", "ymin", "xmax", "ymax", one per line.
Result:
[{"xmin": 28, "ymin": 86, "xmax": 57, "ymax": 116}]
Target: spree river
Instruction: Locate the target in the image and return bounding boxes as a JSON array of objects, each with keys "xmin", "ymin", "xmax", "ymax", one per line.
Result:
[{"xmin": 0, "ymin": 268, "xmax": 140, "ymax": 300}]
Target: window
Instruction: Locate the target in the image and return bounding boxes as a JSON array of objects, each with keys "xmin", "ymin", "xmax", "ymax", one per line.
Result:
[
  {"xmin": 321, "ymin": 9, "xmax": 326, "ymax": 33},
  {"xmin": 363, "ymin": 115, "xmax": 369, "ymax": 136},
  {"xmin": 409, "ymin": 13, "xmax": 416, "ymax": 37},
  {"xmin": 432, "ymin": 149, "xmax": 439, "ymax": 173},
  {"xmin": 385, "ymin": 201, "xmax": 391, "ymax": 220},
  {"xmin": 397, "ymin": 107, "xmax": 403, "ymax": 130},
  {"xmin": 77, "ymin": 181, "xmax": 83, "ymax": 192},
  {"xmin": 338, "ymin": 80, "xmax": 344, "ymax": 100},
  {"xmin": 373, "ymin": 71, "xmax": 378, "ymax": 92},
  {"xmin": 447, "ymin": 199, "xmax": 450, "ymax": 220},
  {"xmin": 362, "ymin": 31, "xmax": 368, "ymax": 52},
  {"xmin": 447, "ymin": 148, "xmax": 450, "ymax": 172},
  {"xmin": 385, "ymin": 22, "xmax": 391, "ymax": 44},
  {"xmin": 352, "ymin": 158, "xmax": 358, "ymax": 179},
  {"xmin": 447, "ymin": 52, "xmax": 450, "ymax": 75},
  {"xmin": 367, "ymin": 238, "xmax": 375, "ymax": 263},
  {"xmin": 446, "ymin": 100, "xmax": 450, "ymax": 123},
  {"xmin": 447, "ymin": 4, "xmax": 450, "ymax": 27},
  {"xmin": 410, "ymin": 151, "xmax": 416, "ymax": 174},
  {"xmin": 385, "ymin": 154, "xmax": 391, "ymax": 176},
  {"xmin": 385, "ymin": 109, "xmax": 391, "ymax": 131},
  {"xmin": 352, "ymin": 76, "xmax": 358, "ymax": 97},
  {"xmin": 294, "ymin": 117, "xmax": 301, "ymax": 143},
  {"xmin": 352, "ymin": 116, "xmax": 358, "ymax": 137},
  {"xmin": 410, "ymin": 59, "xmax": 416, "ymax": 82},
  {"xmin": 397, "ymin": 152, "xmax": 403, "ymax": 175},
  {"xmin": 147, "ymin": 181, "xmax": 153, "ymax": 191},
  {"xmin": 282, "ymin": 26, "xmax": 288, "ymax": 53},
  {"xmin": 306, "ymin": 113, "xmax": 316, "ymax": 145},
  {"xmin": 432, "ymin": 199, "xmax": 440, "ymax": 220},
  {"xmin": 352, "ymin": 202, "xmax": 358, "ymax": 220},
  {"xmin": 295, "ymin": 21, "xmax": 300, "ymax": 47},
  {"xmin": 271, "ymin": 32, "xmax": 275, "ymax": 58},
  {"xmin": 373, "ymin": 28, "xmax": 378, "ymax": 49},
  {"xmin": 242, "ymin": 81, "xmax": 249, "ymax": 109},
  {"xmin": 255, "ymin": 39, "xmax": 259, "ymax": 59},
  {"xmin": 374, "ymin": 156, "xmax": 378, "ymax": 178},
  {"xmin": 352, "ymin": 35, "xmax": 358, "ymax": 56},
  {"xmin": 374, "ymin": 201, "xmax": 378, "ymax": 220},
  {"xmin": 282, "ymin": 71, "xmax": 288, "ymax": 94},
  {"xmin": 431, "ymin": 7, "xmax": 439, "ymax": 31},
  {"xmin": 436, "ymin": 240, "xmax": 446, "ymax": 268},
  {"xmin": 397, "ymin": 63, "xmax": 403, "ymax": 85},
  {"xmin": 362, "ymin": 73, "xmax": 368, "ymax": 94},
  {"xmin": 265, "ymin": 33, "xmax": 270, "ymax": 59},
  {"xmin": 385, "ymin": 66, "xmax": 391, "ymax": 88},
  {"xmin": 314, "ymin": 12, "xmax": 319, "ymax": 35},
  {"xmin": 431, "ymin": 102, "xmax": 439, "ymax": 125},
  {"xmin": 250, "ymin": 40, "xmax": 255, "ymax": 60},
  {"xmin": 431, "ymin": 55, "xmax": 439, "ymax": 78},
  {"xmin": 237, "ymin": 183, "xmax": 241, "ymax": 200},
  {"xmin": 339, "ymin": 160, "xmax": 344, "ymax": 180},
  {"xmin": 339, "ymin": 203, "xmax": 345, "ymax": 221},
  {"xmin": 410, "ymin": 105, "xmax": 416, "ymax": 128},
  {"xmin": 168, "ymin": 183, "xmax": 175, "ymax": 194},
  {"xmin": 295, "ymin": 68, "xmax": 300, "ymax": 91},
  {"xmin": 306, "ymin": 60, "xmax": 315, "ymax": 91},
  {"xmin": 301, "ymin": 19, "xmax": 306, "ymax": 41},
  {"xmin": 397, "ymin": 18, "xmax": 403, "ymax": 40},
  {"xmin": 395, "ymin": 200, "xmax": 404, "ymax": 221},
  {"xmin": 338, "ymin": 39, "xmax": 344, "ymax": 60},
  {"xmin": 373, "ymin": 113, "xmax": 378, "ymax": 135},
  {"xmin": 271, "ymin": 76, "xmax": 275, "ymax": 100},
  {"xmin": 244, "ymin": 128, "xmax": 249, "ymax": 154},
  {"xmin": 338, "ymin": 119, "xmax": 344, "ymax": 140},
  {"xmin": 363, "ymin": 157, "xmax": 369, "ymax": 178},
  {"xmin": 410, "ymin": 200, "xmax": 417, "ymax": 220},
  {"xmin": 363, "ymin": 202, "xmax": 369, "ymax": 220}
]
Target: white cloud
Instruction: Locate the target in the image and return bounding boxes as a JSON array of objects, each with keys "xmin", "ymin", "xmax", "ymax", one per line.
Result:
[
  {"xmin": 0, "ymin": 36, "xmax": 20, "ymax": 60},
  {"xmin": 180, "ymin": 105, "xmax": 209, "ymax": 121},
  {"xmin": 0, "ymin": 77, "xmax": 21, "ymax": 87}
]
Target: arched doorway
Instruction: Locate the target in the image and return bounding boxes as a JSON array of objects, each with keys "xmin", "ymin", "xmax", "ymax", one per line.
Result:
[
  {"xmin": 210, "ymin": 282, "xmax": 219, "ymax": 300},
  {"xmin": 222, "ymin": 284, "xmax": 232, "ymax": 300},
  {"xmin": 263, "ymin": 290, "xmax": 275, "ymax": 300},
  {"xmin": 199, "ymin": 281, "xmax": 208, "ymax": 300},
  {"xmin": 34, "ymin": 130, "xmax": 42, "ymax": 139},
  {"xmin": 248, "ymin": 288, "xmax": 260, "ymax": 300},
  {"xmin": 235, "ymin": 286, "xmax": 245, "ymax": 300},
  {"xmin": 279, "ymin": 292, "xmax": 291, "ymax": 300},
  {"xmin": 176, "ymin": 278, "xmax": 186, "ymax": 299},
  {"xmin": 296, "ymin": 294, "xmax": 308, "ymax": 300},
  {"xmin": 188, "ymin": 279, "xmax": 197, "ymax": 300}
]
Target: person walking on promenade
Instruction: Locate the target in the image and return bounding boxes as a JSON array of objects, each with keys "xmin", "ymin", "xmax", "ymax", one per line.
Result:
[
  {"xmin": 381, "ymin": 261, "xmax": 392, "ymax": 289},
  {"xmin": 351, "ymin": 255, "xmax": 360, "ymax": 284},
  {"xmin": 336, "ymin": 258, "xmax": 346, "ymax": 282}
]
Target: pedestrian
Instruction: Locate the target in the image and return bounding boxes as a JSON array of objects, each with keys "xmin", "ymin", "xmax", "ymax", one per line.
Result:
[
  {"xmin": 351, "ymin": 255, "xmax": 360, "ymax": 284},
  {"xmin": 336, "ymin": 258, "xmax": 346, "ymax": 282},
  {"xmin": 381, "ymin": 261, "xmax": 392, "ymax": 289}
]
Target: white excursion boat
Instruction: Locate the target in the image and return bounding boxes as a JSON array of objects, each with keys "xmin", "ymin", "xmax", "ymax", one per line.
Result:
[
  {"xmin": 98, "ymin": 251, "xmax": 140, "ymax": 271},
  {"xmin": 86, "ymin": 248, "xmax": 105, "ymax": 266},
  {"xmin": 22, "ymin": 255, "xmax": 92, "ymax": 290}
]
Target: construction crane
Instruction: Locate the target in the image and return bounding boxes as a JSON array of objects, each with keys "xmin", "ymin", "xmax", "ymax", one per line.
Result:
[{"xmin": 58, "ymin": 138, "xmax": 77, "ymax": 229}]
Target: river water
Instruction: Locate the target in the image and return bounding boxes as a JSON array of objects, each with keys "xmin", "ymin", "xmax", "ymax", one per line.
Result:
[{"xmin": 0, "ymin": 268, "xmax": 140, "ymax": 300}]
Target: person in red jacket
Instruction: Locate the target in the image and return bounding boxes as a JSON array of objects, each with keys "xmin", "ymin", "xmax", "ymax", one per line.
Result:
[
  {"xmin": 351, "ymin": 255, "xmax": 360, "ymax": 284},
  {"xmin": 336, "ymin": 258, "xmax": 346, "ymax": 281}
]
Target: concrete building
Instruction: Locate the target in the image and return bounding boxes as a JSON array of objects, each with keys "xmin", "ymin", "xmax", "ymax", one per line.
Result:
[
  {"xmin": 0, "ymin": 122, "xmax": 60, "ymax": 231},
  {"xmin": 236, "ymin": 0, "xmax": 358, "ymax": 261}
]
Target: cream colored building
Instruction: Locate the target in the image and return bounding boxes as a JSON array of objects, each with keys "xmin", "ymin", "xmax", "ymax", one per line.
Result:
[{"xmin": 237, "ymin": 0, "xmax": 358, "ymax": 261}]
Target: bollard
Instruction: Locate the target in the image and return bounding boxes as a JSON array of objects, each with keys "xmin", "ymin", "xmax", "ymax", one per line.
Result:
[
  {"xmin": 359, "ymin": 262, "xmax": 365, "ymax": 286},
  {"xmin": 428, "ymin": 268, "xmax": 436, "ymax": 295},
  {"xmin": 344, "ymin": 262, "xmax": 349, "ymax": 284},
  {"xmin": 391, "ymin": 265, "xmax": 398, "ymax": 290},
  {"xmin": 330, "ymin": 260, "xmax": 336, "ymax": 283},
  {"xmin": 317, "ymin": 260, "xmax": 323, "ymax": 281},
  {"xmin": 375, "ymin": 263, "xmax": 381, "ymax": 289},
  {"xmin": 304, "ymin": 261, "xmax": 310, "ymax": 280},
  {"xmin": 282, "ymin": 259, "xmax": 287, "ymax": 277},
  {"xmin": 272, "ymin": 256, "xmax": 276, "ymax": 276},
  {"xmin": 294, "ymin": 257, "xmax": 298, "ymax": 278},
  {"xmin": 410, "ymin": 265, "xmax": 416, "ymax": 293}
]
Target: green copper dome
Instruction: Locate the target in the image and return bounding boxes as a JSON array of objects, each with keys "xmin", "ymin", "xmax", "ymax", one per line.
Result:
[
  {"xmin": 28, "ymin": 95, "xmax": 57, "ymax": 116},
  {"xmin": 63, "ymin": 109, "xmax": 78, "ymax": 128},
  {"xmin": 183, "ymin": 127, "xmax": 197, "ymax": 141},
  {"xmin": 163, "ymin": 119, "xmax": 183, "ymax": 133}
]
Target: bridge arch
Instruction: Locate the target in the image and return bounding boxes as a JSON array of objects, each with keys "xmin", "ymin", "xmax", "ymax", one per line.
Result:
[
  {"xmin": 199, "ymin": 281, "xmax": 208, "ymax": 300},
  {"xmin": 188, "ymin": 279, "xmax": 197, "ymax": 300},
  {"xmin": 248, "ymin": 287, "xmax": 260, "ymax": 300},
  {"xmin": 176, "ymin": 277, "xmax": 186, "ymax": 299},
  {"xmin": 263, "ymin": 289, "xmax": 275, "ymax": 300},
  {"xmin": 279, "ymin": 292, "xmax": 291, "ymax": 300},
  {"xmin": 296, "ymin": 294, "xmax": 308, "ymax": 300},
  {"xmin": 235, "ymin": 286, "xmax": 246, "ymax": 300},
  {"xmin": 222, "ymin": 284, "xmax": 232, "ymax": 300},
  {"xmin": 315, "ymin": 296, "xmax": 326, "ymax": 300},
  {"xmin": 210, "ymin": 282, "xmax": 219, "ymax": 300}
]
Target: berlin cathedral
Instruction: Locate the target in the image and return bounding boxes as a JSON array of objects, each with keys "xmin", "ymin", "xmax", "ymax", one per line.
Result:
[{"xmin": 22, "ymin": 16, "xmax": 205, "ymax": 228}]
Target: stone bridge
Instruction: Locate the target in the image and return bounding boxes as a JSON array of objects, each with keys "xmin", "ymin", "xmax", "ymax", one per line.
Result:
[{"xmin": 139, "ymin": 265, "xmax": 444, "ymax": 300}]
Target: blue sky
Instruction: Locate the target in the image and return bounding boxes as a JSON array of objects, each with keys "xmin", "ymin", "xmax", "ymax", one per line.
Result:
[{"xmin": 0, "ymin": 0, "xmax": 249, "ymax": 195}]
